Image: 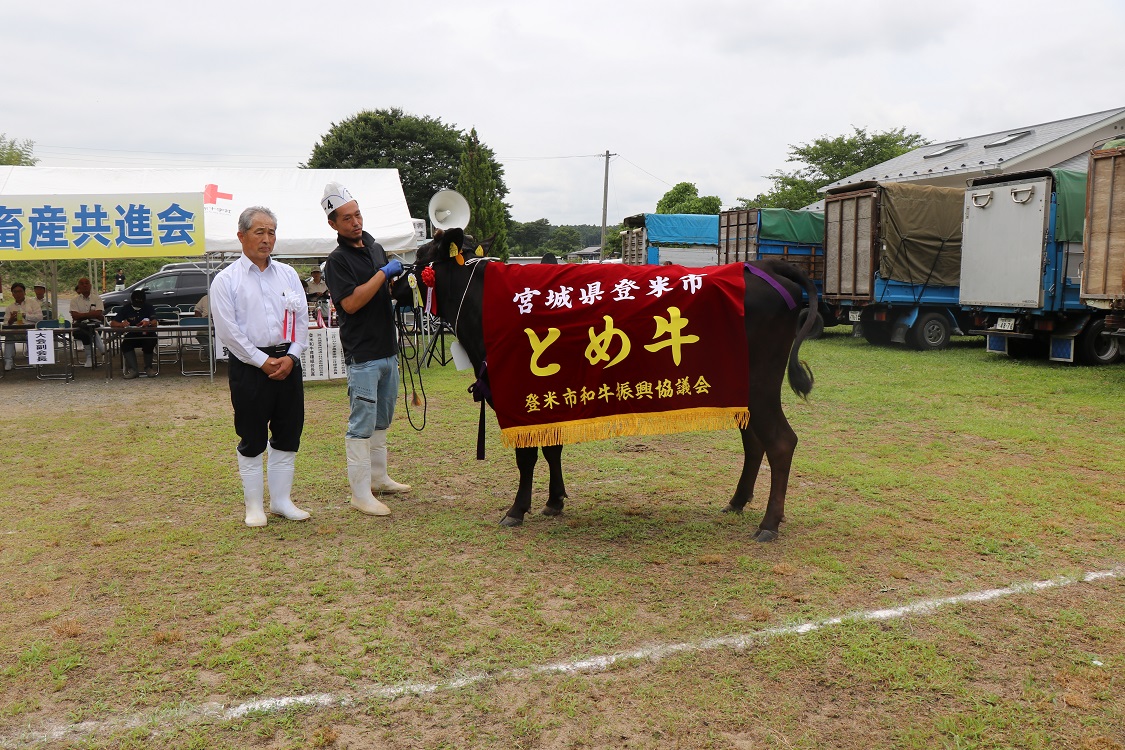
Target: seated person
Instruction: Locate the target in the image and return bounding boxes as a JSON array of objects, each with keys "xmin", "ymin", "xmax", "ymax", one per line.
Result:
[
  {"xmin": 33, "ymin": 283, "xmax": 52, "ymax": 319},
  {"xmin": 110, "ymin": 289, "xmax": 159, "ymax": 379},
  {"xmin": 305, "ymin": 268, "xmax": 329, "ymax": 299},
  {"xmin": 305, "ymin": 268, "xmax": 330, "ymax": 321},
  {"xmin": 192, "ymin": 294, "xmax": 210, "ymax": 346},
  {"xmin": 3, "ymin": 283, "xmax": 44, "ymax": 371},
  {"xmin": 70, "ymin": 277, "xmax": 106, "ymax": 368}
]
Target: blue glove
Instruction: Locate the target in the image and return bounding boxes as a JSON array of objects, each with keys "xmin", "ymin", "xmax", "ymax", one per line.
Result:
[{"xmin": 382, "ymin": 258, "xmax": 403, "ymax": 279}]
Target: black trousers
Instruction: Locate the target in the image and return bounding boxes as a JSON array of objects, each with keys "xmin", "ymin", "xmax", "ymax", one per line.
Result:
[
  {"xmin": 121, "ymin": 334, "xmax": 156, "ymax": 368},
  {"xmin": 229, "ymin": 354, "xmax": 304, "ymax": 457}
]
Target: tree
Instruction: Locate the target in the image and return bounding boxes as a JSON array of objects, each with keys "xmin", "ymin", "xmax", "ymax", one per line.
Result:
[
  {"xmin": 545, "ymin": 226, "xmax": 582, "ymax": 256},
  {"xmin": 656, "ymin": 182, "xmax": 721, "ymax": 215},
  {"xmin": 1, "ymin": 134, "xmax": 38, "ymax": 166},
  {"xmin": 739, "ymin": 126, "xmax": 930, "ymax": 210},
  {"xmin": 303, "ymin": 108, "xmax": 508, "ymax": 221},
  {"xmin": 508, "ymin": 219, "xmax": 552, "ymax": 255},
  {"xmin": 456, "ymin": 128, "xmax": 509, "ymax": 258}
]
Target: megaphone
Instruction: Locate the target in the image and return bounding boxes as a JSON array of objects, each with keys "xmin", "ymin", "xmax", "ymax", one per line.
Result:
[{"xmin": 428, "ymin": 189, "xmax": 470, "ymax": 231}]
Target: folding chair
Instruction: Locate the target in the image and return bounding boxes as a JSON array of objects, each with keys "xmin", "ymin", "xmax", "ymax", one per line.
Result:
[
  {"xmin": 177, "ymin": 317, "xmax": 215, "ymax": 376},
  {"xmin": 154, "ymin": 311, "xmax": 182, "ymax": 366},
  {"xmin": 33, "ymin": 320, "xmax": 75, "ymax": 382}
]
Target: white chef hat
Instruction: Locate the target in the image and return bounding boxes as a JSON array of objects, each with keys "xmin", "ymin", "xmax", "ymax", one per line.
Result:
[{"xmin": 321, "ymin": 182, "xmax": 356, "ymax": 216}]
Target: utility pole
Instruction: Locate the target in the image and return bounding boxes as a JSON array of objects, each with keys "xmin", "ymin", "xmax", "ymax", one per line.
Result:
[{"xmin": 600, "ymin": 150, "xmax": 616, "ymax": 258}]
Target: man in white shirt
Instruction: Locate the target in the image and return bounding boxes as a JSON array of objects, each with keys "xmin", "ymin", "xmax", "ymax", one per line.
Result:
[
  {"xmin": 70, "ymin": 277, "xmax": 106, "ymax": 368},
  {"xmin": 33, "ymin": 283, "xmax": 51, "ymax": 318},
  {"xmin": 211, "ymin": 206, "xmax": 311, "ymax": 527},
  {"xmin": 305, "ymin": 268, "xmax": 328, "ymax": 297},
  {"xmin": 3, "ymin": 283, "xmax": 44, "ymax": 370}
]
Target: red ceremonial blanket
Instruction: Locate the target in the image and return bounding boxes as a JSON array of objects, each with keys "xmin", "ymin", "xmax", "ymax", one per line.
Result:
[{"xmin": 482, "ymin": 262, "xmax": 749, "ymax": 447}]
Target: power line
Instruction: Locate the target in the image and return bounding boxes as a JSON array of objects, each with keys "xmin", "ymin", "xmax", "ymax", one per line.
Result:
[
  {"xmin": 615, "ymin": 154, "xmax": 673, "ymax": 187},
  {"xmin": 498, "ymin": 153, "xmax": 609, "ymax": 162}
]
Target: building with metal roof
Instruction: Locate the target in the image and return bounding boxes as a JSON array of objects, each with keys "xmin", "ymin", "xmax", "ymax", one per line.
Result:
[{"xmin": 816, "ymin": 106, "xmax": 1125, "ymax": 200}]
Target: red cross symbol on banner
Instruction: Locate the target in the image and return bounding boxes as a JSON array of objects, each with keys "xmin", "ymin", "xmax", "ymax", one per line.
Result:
[{"xmin": 203, "ymin": 184, "xmax": 233, "ymax": 204}]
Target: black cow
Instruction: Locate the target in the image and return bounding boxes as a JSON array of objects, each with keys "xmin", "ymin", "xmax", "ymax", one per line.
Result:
[{"xmin": 397, "ymin": 229, "xmax": 817, "ymax": 542}]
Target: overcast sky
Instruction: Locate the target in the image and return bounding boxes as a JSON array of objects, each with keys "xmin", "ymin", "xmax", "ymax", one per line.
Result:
[{"xmin": 5, "ymin": 0, "xmax": 1124, "ymax": 227}]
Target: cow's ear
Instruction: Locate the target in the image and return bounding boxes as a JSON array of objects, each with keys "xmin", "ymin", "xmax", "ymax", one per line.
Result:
[{"xmin": 436, "ymin": 227, "xmax": 465, "ymax": 264}]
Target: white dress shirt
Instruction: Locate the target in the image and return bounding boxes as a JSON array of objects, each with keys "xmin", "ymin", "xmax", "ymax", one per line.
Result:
[{"xmin": 210, "ymin": 254, "xmax": 308, "ymax": 368}]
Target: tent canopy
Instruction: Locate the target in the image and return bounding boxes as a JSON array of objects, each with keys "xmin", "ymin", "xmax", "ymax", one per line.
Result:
[{"xmin": 0, "ymin": 167, "xmax": 416, "ymax": 259}]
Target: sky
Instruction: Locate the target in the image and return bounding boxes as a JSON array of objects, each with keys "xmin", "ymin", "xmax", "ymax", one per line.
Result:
[{"xmin": 4, "ymin": 0, "xmax": 1125, "ymax": 228}]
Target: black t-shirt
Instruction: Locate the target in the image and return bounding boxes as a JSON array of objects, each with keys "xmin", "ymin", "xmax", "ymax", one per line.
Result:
[
  {"xmin": 116, "ymin": 302, "xmax": 157, "ymax": 338},
  {"xmin": 324, "ymin": 232, "xmax": 399, "ymax": 364}
]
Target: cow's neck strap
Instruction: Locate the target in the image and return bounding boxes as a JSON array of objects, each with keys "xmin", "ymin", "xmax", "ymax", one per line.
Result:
[{"xmin": 744, "ymin": 263, "xmax": 797, "ymax": 310}]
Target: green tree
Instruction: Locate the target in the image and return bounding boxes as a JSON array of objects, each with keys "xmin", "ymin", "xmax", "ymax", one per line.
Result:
[
  {"xmin": 508, "ymin": 218, "xmax": 552, "ymax": 255},
  {"xmin": 656, "ymin": 182, "xmax": 721, "ymax": 214},
  {"xmin": 1, "ymin": 134, "xmax": 38, "ymax": 166},
  {"xmin": 456, "ymin": 128, "xmax": 509, "ymax": 258},
  {"xmin": 545, "ymin": 226, "xmax": 582, "ymax": 256},
  {"xmin": 600, "ymin": 223, "xmax": 624, "ymax": 259},
  {"xmin": 740, "ymin": 126, "xmax": 929, "ymax": 209},
  {"xmin": 303, "ymin": 108, "xmax": 508, "ymax": 221}
]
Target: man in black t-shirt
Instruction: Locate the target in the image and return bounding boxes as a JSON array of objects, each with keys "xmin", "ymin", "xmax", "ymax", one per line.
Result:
[
  {"xmin": 322, "ymin": 182, "xmax": 411, "ymax": 517},
  {"xmin": 110, "ymin": 289, "xmax": 159, "ymax": 378}
]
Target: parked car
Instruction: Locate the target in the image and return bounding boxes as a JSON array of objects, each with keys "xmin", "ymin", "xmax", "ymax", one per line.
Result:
[{"xmin": 101, "ymin": 268, "xmax": 212, "ymax": 311}]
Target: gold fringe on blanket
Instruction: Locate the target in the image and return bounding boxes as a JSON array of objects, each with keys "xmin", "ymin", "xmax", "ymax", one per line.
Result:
[{"xmin": 500, "ymin": 406, "xmax": 752, "ymax": 449}]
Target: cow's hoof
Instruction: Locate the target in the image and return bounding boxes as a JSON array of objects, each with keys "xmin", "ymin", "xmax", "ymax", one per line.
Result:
[
  {"xmin": 752, "ymin": 528, "xmax": 778, "ymax": 543},
  {"xmin": 541, "ymin": 506, "xmax": 563, "ymax": 517},
  {"xmin": 499, "ymin": 515, "xmax": 524, "ymax": 528},
  {"xmin": 721, "ymin": 503, "xmax": 744, "ymax": 514}
]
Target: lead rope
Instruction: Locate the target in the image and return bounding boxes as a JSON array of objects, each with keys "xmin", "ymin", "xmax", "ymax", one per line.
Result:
[{"xmin": 452, "ymin": 258, "xmax": 492, "ymax": 459}]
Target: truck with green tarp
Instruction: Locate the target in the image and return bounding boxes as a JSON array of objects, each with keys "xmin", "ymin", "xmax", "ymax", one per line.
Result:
[
  {"xmin": 717, "ymin": 208, "xmax": 832, "ymax": 334},
  {"xmin": 1080, "ymin": 140, "xmax": 1125, "ymax": 341},
  {"xmin": 822, "ymin": 181, "xmax": 969, "ymax": 350},
  {"xmin": 962, "ymin": 168, "xmax": 1120, "ymax": 364}
]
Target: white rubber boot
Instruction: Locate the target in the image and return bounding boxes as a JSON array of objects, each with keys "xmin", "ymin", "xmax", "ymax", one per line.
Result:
[
  {"xmin": 370, "ymin": 430, "xmax": 411, "ymax": 493},
  {"xmin": 237, "ymin": 452, "xmax": 267, "ymax": 527},
  {"xmin": 267, "ymin": 446, "xmax": 310, "ymax": 521},
  {"xmin": 345, "ymin": 438, "xmax": 390, "ymax": 516}
]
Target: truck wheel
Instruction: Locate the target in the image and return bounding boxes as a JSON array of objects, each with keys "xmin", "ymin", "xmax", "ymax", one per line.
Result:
[
  {"xmin": 911, "ymin": 312, "xmax": 951, "ymax": 351},
  {"xmin": 1077, "ymin": 318, "xmax": 1122, "ymax": 365},
  {"xmin": 798, "ymin": 308, "xmax": 825, "ymax": 339},
  {"xmin": 861, "ymin": 321, "xmax": 891, "ymax": 346}
]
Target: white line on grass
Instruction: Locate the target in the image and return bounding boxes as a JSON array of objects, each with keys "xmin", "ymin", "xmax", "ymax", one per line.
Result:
[{"xmin": 7, "ymin": 566, "xmax": 1120, "ymax": 748}]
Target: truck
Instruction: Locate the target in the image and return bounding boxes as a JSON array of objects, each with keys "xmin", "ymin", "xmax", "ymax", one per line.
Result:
[
  {"xmin": 621, "ymin": 213, "xmax": 718, "ymax": 267},
  {"xmin": 717, "ymin": 207, "xmax": 833, "ymax": 335},
  {"xmin": 1080, "ymin": 140, "xmax": 1125, "ymax": 342},
  {"xmin": 962, "ymin": 168, "xmax": 1120, "ymax": 364},
  {"xmin": 823, "ymin": 181, "xmax": 969, "ymax": 350}
]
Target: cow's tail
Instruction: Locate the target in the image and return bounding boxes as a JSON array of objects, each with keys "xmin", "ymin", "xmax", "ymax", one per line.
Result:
[{"xmin": 767, "ymin": 262, "xmax": 817, "ymax": 400}]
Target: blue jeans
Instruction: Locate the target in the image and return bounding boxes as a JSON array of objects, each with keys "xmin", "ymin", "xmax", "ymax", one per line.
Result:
[{"xmin": 345, "ymin": 356, "xmax": 399, "ymax": 439}]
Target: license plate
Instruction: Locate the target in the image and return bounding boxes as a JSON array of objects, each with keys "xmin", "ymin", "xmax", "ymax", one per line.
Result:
[
  {"xmin": 996, "ymin": 317, "xmax": 1015, "ymax": 331},
  {"xmin": 848, "ymin": 311, "xmax": 861, "ymax": 323}
]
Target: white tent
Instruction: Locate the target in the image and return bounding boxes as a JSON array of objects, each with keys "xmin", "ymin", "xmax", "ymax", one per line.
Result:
[{"xmin": 0, "ymin": 166, "xmax": 416, "ymax": 256}]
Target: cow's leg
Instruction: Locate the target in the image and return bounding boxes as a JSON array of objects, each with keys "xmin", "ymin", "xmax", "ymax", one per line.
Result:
[
  {"xmin": 501, "ymin": 447, "xmax": 538, "ymax": 527},
  {"xmin": 749, "ymin": 408, "xmax": 798, "ymax": 543},
  {"xmin": 723, "ymin": 427, "xmax": 765, "ymax": 514},
  {"xmin": 540, "ymin": 444, "xmax": 568, "ymax": 516}
]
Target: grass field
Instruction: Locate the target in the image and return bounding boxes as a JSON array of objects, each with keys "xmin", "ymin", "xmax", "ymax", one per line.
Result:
[{"xmin": 0, "ymin": 330, "xmax": 1122, "ymax": 749}]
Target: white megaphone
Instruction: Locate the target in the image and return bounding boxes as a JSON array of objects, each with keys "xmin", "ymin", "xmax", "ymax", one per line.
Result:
[{"xmin": 428, "ymin": 189, "xmax": 471, "ymax": 231}]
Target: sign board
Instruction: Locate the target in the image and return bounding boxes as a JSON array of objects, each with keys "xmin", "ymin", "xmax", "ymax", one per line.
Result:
[
  {"xmin": 27, "ymin": 329, "xmax": 55, "ymax": 365},
  {"xmin": 0, "ymin": 193, "xmax": 205, "ymax": 260},
  {"xmin": 301, "ymin": 328, "xmax": 330, "ymax": 381}
]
